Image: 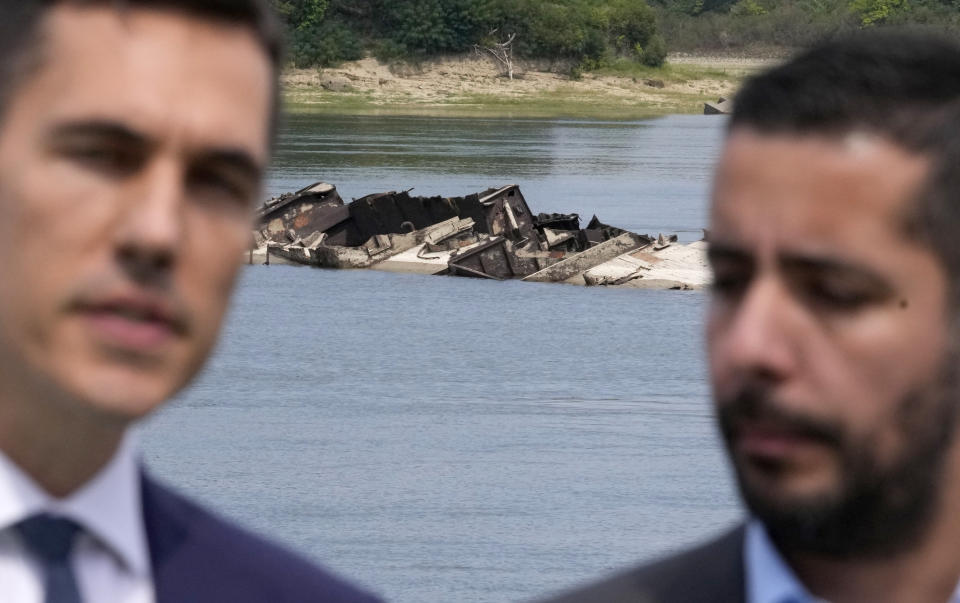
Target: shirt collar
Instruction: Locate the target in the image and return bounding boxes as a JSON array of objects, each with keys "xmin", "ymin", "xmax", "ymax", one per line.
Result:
[
  {"xmin": 745, "ymin": 520, "xmax": 819, "ymax": 603},
  {"xmin": 745, "ymin": 520, "xmax": 960, "ymax": 603},
  {"xmin": 0, "ymin": 432, "xmax": 150, "ymax": 578}
]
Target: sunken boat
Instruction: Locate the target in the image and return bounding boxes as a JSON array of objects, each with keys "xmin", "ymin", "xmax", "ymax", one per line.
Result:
[{"xmin": 251, "ymin": 182, "xmax": 708, "ymax": 289}]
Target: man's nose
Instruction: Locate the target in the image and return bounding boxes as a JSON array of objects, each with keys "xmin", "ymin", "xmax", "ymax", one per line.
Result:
[
  {"xmin": 114, "ymin": 161, "xmax": 184, "ymax": 284},
  {"xmin": 716, "ymin": 277, "xmax": 799, "ymax": 383}
]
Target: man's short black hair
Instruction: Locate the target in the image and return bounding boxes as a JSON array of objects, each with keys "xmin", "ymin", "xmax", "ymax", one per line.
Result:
[
  {"xmin": 0, "ymin": 0, "xmax": 282, "ymax": 135},
  {"xmin": 731, "ymin": 30, "xmax": 960, "ymax": 304},
  {"xmin": 732, "ymin": 31, "xmax": 960, "ymax": 138}
]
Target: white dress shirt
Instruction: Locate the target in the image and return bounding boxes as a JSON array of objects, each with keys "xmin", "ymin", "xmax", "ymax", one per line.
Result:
[
  {"xmin": 0, "ymin": 432, "xmax": 154, "ymax": 603},
  {"xmin": 745, "ymin": 520, "xmax": 960, "ymax": 603}
]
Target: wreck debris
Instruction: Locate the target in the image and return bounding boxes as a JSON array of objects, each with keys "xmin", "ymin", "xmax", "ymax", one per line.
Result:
[
  {"xmin": 704, "ymin": 97, "xmax": 733, "ymax": 115},
  {"xmin": 257, "ymin": 182, "xmax": 345, "ymax": 242},
  {"xmin": 583, "ymin": 240, "xmax": 710, "ymax": 290},
  {"xmin": 523, "ymin": 233, "xmax": 649, "ymax": 284},
  {"xmin": 252, "ymin": 183, "xmax": 708, "ymax": 290},
  {"xmin": 449, "ymin": 237, "xmax": 533, "ymax": 280}
]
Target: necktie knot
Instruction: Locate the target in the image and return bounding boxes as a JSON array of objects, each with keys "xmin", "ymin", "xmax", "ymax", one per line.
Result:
[{"xmin": 16, "ymin": 514, "xmax": 81, "ymax": 564}]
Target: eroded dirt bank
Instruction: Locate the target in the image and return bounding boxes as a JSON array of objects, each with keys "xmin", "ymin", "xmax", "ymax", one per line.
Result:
[{"xmin": 282, "ymin": 54, "xmax": 778, "ymax": 118}]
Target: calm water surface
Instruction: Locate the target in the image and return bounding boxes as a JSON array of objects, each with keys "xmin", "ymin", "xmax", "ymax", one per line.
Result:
[{"xmin": 140, "ymin": 114, "xmax": 743, "ymax": 602}]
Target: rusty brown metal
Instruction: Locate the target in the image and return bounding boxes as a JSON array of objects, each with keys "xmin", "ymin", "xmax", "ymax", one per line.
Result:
[
  {"xmin": 254, "ymin": 182, "xmax": 650, "ymax": 283},
  {"xmin": 448, "ymin": 237, "xmax": 513, "ymax": 280},
  {"xmin": 257, "ymin": 182, "xmax": 346, "ymax": 243}
]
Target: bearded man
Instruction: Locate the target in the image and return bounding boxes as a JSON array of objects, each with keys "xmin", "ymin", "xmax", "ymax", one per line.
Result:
[{"xmin": 540, "ymin": 31, "xmax": 960, "ymax": 603}]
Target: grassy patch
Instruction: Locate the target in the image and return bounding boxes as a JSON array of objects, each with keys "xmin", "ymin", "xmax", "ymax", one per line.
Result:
[
  {"xmin": 283, "ymin": 89, "xmax": 715, "ymax": 119},
  {"xmin": 593, "ymin": 59, "xmax": 748, "ymax": 83},
  {"xmin": 446, "ymin": 92, "xmax": 672, "ymax": 119},
  {"xmin": 283, "ymin": 89, "xmax": 691, "ymax": 120}
]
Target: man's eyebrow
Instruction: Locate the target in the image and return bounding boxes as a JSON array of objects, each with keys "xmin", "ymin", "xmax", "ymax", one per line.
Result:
[
  {"xmin": 709, "ymin": 244, "xmax": 892, "ymax": 291},
  {"xmin": 779, "ymin": 253, "xmax": 892, "ymax": 288},
  {"xmin": 192, "ymin": 148, "xmax": 265, "ymax": 182},
  {"xmin": 46, "ymin": 119, "xmax": 151, "ymax": 146},
  {"xmin": 707, "ymin": 242, "xmax": 753, "ymax": 264},
  {"xmin": 709, "ymin": 243, "xmax": 886, "ymax": 276},
  {"xmin": 45, "ymin": 120, "xmax": 265, "ymax": 180},
  {"xmin": 780, "ymin": 253, "xmax": 877, "ymax": 275}
]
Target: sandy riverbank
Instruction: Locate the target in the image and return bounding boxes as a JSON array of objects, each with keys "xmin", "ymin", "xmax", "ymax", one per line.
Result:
[{"xmin": 282, "ymin": 54, "xmax": 780, "ymax": 119}]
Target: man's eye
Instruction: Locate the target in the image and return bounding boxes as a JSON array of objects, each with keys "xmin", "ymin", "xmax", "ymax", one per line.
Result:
[
  {"xmin": 187, "ymin": 169, "xmax": 251, "ymax": 207},
  {"xmin": 61, "ymin": 144, "xmax": 141, "ymax": 174},
  {"xmin": 800, "ymin": 278, "xmax": 873, "ymax": 310},
  {"xmin": 710, "ymin": 270, "xmax": 750, "ymax": 298}
]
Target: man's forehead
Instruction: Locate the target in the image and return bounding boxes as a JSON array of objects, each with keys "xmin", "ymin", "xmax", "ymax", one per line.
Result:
[
  {"xmin": 24, "ymin": 3, "xmax": 273, "ymax": 160},
  {"xmin": 706, "ymin": 128, "xmax": 944, "ymax": 290},
  {"xmin": 716, "ymin": 128, "xmax": 930, "ymax": 181},
  {"xmin": 712, "ymin": 130, "xmax": 931, "ymax": 239}
]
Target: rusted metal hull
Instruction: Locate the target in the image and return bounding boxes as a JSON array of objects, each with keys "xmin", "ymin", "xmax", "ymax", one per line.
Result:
[
  {"xmin": 448, "ymin": 237, "xmax": 540, "ymax": 280},
  {"xmin": 252, "ymin": 183, "xmax": 706, "ymax": 289},
  {"xmin": 704, "ymin": 98, "xmax": 734, "ymax": 115}
]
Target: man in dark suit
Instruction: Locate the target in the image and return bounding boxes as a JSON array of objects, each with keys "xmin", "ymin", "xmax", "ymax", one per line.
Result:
[
  {"xmin": 0, "ymin": 1, "xmax": 380, "ymax": 601},
  {"xmin": 541, "ymin": 31, "xmax": 960, "ymax": 603}
]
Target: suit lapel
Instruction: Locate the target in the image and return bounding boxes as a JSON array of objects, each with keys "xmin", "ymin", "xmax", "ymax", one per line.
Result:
[
  {"xmin": 141, "ymin": 472, "xmax": 201, "ymax": 603},
  {"xmin": 539, "ymin": 526, "xmax": 746, "ymax": 603},
  {"xmin": 677, "ymin": 525, "xmax": 746, "ymax": 603}
]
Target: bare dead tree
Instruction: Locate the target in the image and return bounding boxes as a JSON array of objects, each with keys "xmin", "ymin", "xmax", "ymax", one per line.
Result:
[{"xmin": 475, "ymin": 30, "xmax": 517, "ymax": 80}]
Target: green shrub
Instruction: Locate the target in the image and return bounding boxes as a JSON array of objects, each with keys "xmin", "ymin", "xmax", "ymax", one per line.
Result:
[
  {"xmin": 654, "ymin": 1, "xmax": 860, "ymax": 52},
  {"xmin": 372, "ymin": 39, "xmax": 410, "ymax": 64},
  {"xmin": 639, "ymin": 33, "xmax": 668, "ymax": 66},
  {"xmin": 488, "ymin": 0, "xmax": 664, "ymax": 69},
  {"xmin": 730, "ymin": 0, "xmax": 768, "ymax": 15},
  {"xmin": 608, "ymin": 0, "xmax": 660, "ymax": 54},
  {"xmin": 379, "ymin": 0, "xmax": 500, "ymax": 56},
  {"xmin": 849, "ymin": 0, "xmax": 912, "ymax": 25},
  {"xmin": 290, "ymin": 19, "xmax": 363, "ymax": 67},
  {"xmin": 650, "ymin": 0, "xmax": 738, "ymax": 13},
  {"xmin": 274, "ymin": 0, "xmax": 330, "ymax": 30},
  {"xmin": 283, "ymin": 0, "xmax": 673, "ymax": 72}
]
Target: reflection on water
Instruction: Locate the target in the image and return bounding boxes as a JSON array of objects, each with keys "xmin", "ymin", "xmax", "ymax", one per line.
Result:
[
  {"xmin": 141, "ymin": 114, "xmax": 742, "ymax": 603},
  {"xmin": 268, "ymin": 114, "xmax": 726, "ymax": 241}
]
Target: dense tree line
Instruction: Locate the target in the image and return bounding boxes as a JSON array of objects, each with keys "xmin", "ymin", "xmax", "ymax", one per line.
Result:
[
  {"xmin": 273, "ymin": 0, "xmax": 960, "ymax": 69},
  {"xmin": 651, "ymin": 0, "xmax": 960, "ymax": 52},
  {"xmin": 653, "ymin": 0, "xmax": 960, "ymax": 22},
  {"xmin": 273, "ymin": 0, "xmax": 666, "ymax": 69}
]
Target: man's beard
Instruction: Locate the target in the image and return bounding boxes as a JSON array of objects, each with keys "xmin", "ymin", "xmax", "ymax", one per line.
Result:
[{"xmin": 718, "ymin": 365, "xmax": 959, "ymax": 560}]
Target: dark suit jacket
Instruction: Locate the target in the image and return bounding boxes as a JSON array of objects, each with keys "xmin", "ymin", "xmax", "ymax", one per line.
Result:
[
  {"xmin": 538, "ymin": 526, "xmax": 746, "ymax": 603},
  {"xmin": 141, "ymin": 474, "xmax": 383, "ymax": 603}
]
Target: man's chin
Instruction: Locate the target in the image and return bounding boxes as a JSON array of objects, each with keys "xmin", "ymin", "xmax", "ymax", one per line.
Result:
[
  {"xmin": 735, "ymin": 467, "xmax": 933, "ymax": 559},
  {"xmin": 56, "ymin": 365, "xmax": 190, "ymax": 423},
  {"xmin": 735, "ymin": 466, "xmax": 851, "ymax": 547},
  {"xmin": 741, "ymin": 482, "xmax": 838, "ymax": 521},
  {"xmin": 735, "ymin": 452, "xmax": 842, "ymax": 500},
  {"xmin": 740, "ymin": 481, "xmax": 841, "ymax": 525}
]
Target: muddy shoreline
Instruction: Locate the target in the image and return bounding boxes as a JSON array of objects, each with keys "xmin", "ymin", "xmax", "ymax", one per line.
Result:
[{"xmin": 282, "ymin": 54, "xmax": 774, "ymax": 119}]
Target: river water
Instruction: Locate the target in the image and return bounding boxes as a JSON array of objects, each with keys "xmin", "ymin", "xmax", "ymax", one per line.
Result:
[{"xmin": 139, "ymin": 114, "xmax": 743, "ymax": 602}]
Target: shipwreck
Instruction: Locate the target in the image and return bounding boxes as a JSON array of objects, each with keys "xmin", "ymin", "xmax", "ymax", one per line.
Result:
[{"xmin": 250, "ymin": 183, "xmax": 709, "ymax": 290}]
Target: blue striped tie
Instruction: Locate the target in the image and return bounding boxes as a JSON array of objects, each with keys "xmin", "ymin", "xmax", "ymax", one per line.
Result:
[{"xmin": 16, "ymin": 514, "xmax": 83, "ymax": 603}]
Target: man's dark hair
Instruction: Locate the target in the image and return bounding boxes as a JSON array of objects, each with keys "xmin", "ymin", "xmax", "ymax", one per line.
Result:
[
  {"xmin": 0, "ymin": 0, "xmax": 283, "ymax": 136},
  {"xmin": 731, "ymin": 30, "xmax": 960, "ymax": 303}
]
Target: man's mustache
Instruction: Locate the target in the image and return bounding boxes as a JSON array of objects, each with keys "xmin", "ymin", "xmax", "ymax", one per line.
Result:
[
  {"xmin": 717, "ymin": 385, "xmax": 844, "ymax": 449},
  {"xmin": 61, "ymin": 271, "xmax": 193, "ymax": 334}
]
